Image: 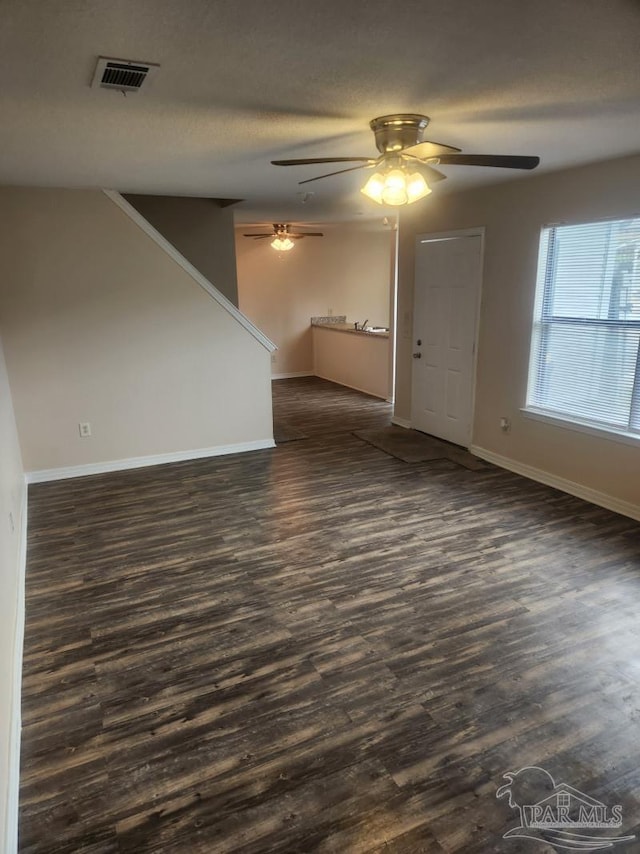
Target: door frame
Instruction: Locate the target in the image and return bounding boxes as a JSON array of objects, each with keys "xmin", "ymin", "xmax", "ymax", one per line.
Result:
[{"xmin": 411, "ymin": 226, "xmax": 485, "ymax": 447}]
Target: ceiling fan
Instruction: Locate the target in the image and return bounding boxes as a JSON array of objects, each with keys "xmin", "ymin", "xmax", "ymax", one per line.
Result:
[
  {"xmin": 272, "ymin": 114, "xmax": 540, "ymax": 206},
  {"xmin": 243, "ymin": 223, "xmax": 324, "ymax": 251}
]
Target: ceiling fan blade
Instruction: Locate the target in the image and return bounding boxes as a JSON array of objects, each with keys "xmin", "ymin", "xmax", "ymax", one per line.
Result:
[
  {"xmin": 437, "ymin": 154, "xmax": 540, "ymax": 170},
  {"xmin": 403, "ymin": 162, "xmax": 448, "ymax": 184},
  {"xmin": 292, "ymin": 232, "xmax": 324, "ymax": 237},
  {"xmin": 251, "ymin": 235, "xmax": 275, "ymax": 240},
  {"xmin": 271, "ymin": 157, "xmax": 376, "ymax": 166},
  {"xmin": 402, "ymin": 140, "xmax": 462, "ymax": 158},
  {"xmin": 298, "ymin": 163, "xmax": 374, "ymax": 185}
]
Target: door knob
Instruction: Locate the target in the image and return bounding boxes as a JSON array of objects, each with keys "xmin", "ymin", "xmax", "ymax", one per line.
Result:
[{"xmin": 413, "ymin": 352, "xmax": 422, "ymax": 359}]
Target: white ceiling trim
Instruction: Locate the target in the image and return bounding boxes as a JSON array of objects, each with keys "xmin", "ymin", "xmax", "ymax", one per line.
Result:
[{"xmin": 103, "ymin": 189, "xmax": 276, "ymax": 352}]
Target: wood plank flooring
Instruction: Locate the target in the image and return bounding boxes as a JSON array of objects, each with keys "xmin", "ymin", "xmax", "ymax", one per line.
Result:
[{"xmin": 20, "ymin": 377, "xmax": 640, "ymax": 852}]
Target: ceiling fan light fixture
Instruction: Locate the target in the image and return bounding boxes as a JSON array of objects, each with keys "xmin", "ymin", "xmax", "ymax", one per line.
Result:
[
  {"xmin": 361, "ymin": 168, "xmax": 431, "ymax": 206},
  {"xmin": 272, "ymin": 113, "xmax": 540, "ymax": 197},
  {"xmin": 406, "ymin": 170, "xmax": 432, "ymax": 203},
  {"xmin": 381, "ymin": 169, "xmax": 409, "ymax": 205},
  {"xmin": 271, "ymin": 236, "xmax": 295, "ymax": 251},
  {"xmin": 360, "ymin": 172, "xmax": 386, "ymax": 204}
]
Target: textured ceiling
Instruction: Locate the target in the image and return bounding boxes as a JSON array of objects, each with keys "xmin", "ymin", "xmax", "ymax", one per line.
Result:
[{"xmin": 1, "ymin": 0, "xmax": 639, "ymax": 222}]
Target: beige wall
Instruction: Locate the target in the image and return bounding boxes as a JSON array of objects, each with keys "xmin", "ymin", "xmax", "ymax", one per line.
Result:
[
  {"xmin": 125, "ymin": 194, "xmax": 239, "ymax": 306},
  {"xmin": 313, "ymin": 327, "xmax": 390, "ymax": 400},
  {"xmin": 0, "ymin": 188, "xmax": 273, "ymax": 474},
  {"xmin": 395, "ymin": 153, "xmax": 640, "ymax": 509},
  {"xmin": 236, "ymin": 226, "xmax": 393, "ymax": 375},
  {"xmin": 0, "ymin": 335, "xmax": 25, "ymax": 852}
]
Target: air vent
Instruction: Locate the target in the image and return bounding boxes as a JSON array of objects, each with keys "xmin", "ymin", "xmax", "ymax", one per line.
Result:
[{"xmin": 91, "ymin": 57, "xmax": 160, "ymax": 93}]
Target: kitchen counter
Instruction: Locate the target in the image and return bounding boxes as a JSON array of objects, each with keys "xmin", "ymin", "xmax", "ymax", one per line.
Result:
[
  {"xmin": 312, "ymin": 321, "xmax": 390, "ymax": 339},
  {"xmin": 311, "ymin": 319, "xmax": 391, "ymax": 400}
]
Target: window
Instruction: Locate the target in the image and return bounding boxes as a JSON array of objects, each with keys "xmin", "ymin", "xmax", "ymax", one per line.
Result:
[{"xmin": 526, "ymin": 217, "xmax": 640, "ymax": 438}]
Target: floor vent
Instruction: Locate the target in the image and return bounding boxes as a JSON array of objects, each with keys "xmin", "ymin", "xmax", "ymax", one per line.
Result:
[{"xmin": 91, "ymin": 57, "xmax": 160, "ymax": 93}]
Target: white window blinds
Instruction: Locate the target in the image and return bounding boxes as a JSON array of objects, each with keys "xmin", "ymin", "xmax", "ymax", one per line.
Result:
[{"xmin": 526, "ymin": 217, "xmax": 640, "ymax": 435}]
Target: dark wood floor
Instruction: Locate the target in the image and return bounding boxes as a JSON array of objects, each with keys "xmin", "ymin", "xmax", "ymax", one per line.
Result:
[{"xmin": 20, "ymin": 377, "xmax": 640, "ymax": 853}]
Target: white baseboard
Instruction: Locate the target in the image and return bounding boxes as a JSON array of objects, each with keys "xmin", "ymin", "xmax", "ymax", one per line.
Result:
[
  {"xmin": 391, "ymin": 416, "xmax": 412, "ymax": 429},
  {"xmin": 6, "ymin": 485, "xmax": 28, "ymax": 854},
  {"xmin": 470, "ymin": 445, "xmax": 640, "ymax": 522},
  {"xmin": 271, "ymin": 372, "xmax": 314, "ymax": 380},
  {"xmin": 26, "ymin": 439, "xmax": 275, "ymax": 484}
]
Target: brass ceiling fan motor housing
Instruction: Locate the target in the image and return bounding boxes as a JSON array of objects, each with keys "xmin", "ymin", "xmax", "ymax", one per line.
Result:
[{"xmin": 369, "ymin": 114, "xmax": 431, "ymax": 154}]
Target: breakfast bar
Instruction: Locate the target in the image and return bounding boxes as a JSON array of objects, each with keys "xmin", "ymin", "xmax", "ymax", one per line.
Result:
[{"xmin": 311, "ymin": 317, "xmax": 391, "ymax": 400}]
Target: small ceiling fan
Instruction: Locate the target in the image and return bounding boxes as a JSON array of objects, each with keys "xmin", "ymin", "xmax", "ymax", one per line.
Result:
[
  {"xmin": 272, "ymin": 114, "xmax": 540, "ymax": 206},
  {"xmin": 243, "ymin": 223, "xmax": 324, "ymax": 251}
]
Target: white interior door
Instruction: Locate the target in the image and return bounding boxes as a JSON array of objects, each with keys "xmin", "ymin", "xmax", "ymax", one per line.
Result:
[{"xmin": 411, "ymin": 232, "xmax": 482, "ymax": 447}]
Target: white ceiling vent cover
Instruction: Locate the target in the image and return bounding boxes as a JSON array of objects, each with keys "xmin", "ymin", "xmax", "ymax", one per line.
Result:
[{"xmin": 91, "ymin": 57, "xmax": 160, "ymax": 93}]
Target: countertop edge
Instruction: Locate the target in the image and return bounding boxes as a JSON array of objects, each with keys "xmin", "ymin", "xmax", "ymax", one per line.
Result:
[{"xmin": 312, "ymin": 323, "xmax": 390, "ymax": 339}]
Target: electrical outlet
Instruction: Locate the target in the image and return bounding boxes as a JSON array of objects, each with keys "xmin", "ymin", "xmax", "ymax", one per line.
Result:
[
  {"xmin": 9, "ymin": 512, "xmax": 14, "ymax": 533},
  {"xmin": 271, "ymin": 354, "xmax": 277, "ymax": 364},
  {"xmin": 328, "ymin": 308, "xmax": 333, "ymax": 316},
  {"xmin": 500, "ymin": 417, "xmax": 511, "ymax": 433},
  {"xmin": 79, "ymin": 422, "xmax": 92, "ymax": 438}
]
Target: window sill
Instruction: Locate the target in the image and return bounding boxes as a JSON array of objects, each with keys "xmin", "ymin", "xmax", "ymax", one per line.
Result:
[{"xmin": 521, "ymin": 407, "xmax": 640, "ymax": 449}]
